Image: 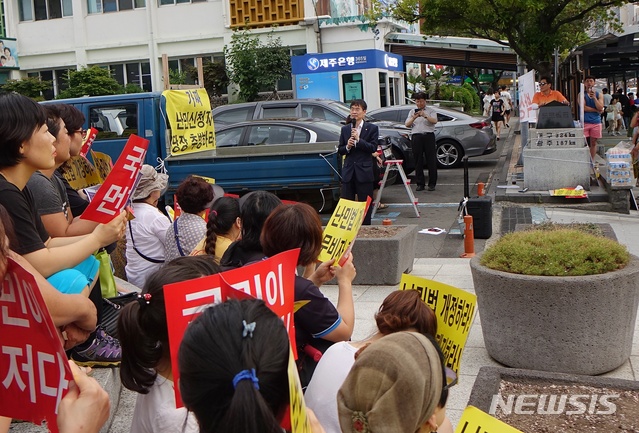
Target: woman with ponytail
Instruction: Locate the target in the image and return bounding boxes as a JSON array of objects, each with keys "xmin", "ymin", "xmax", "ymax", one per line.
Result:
[
  {"xmin": 117, "ymin": 256, "xmax": 221, "ymax": 433},
  {"xmin": 190, "ymin": 196, "xmax": 241, "ymax": 262},
  {"xmin": 179, "ymin": 298, "xmax": 325, "ymax": 433}
]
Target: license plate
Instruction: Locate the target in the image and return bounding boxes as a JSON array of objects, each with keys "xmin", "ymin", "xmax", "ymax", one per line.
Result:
[{"xmin": 383, "ymin": 148, "xmax": 393, "ymax": 158}]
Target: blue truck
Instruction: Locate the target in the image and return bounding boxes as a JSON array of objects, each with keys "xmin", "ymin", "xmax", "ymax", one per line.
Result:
[{"xmin": 46, "ymin": 92, "xmax": 343, "ymax": 209}]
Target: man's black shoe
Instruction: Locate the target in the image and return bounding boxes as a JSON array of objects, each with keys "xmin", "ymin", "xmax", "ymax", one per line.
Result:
[
  {"xmin": 416, "ymin": 185, "xmax": 425, "ymax": 191},
  {"xmin": 428, "ymin": 186, "xmax": 436, "ymax": 191}
]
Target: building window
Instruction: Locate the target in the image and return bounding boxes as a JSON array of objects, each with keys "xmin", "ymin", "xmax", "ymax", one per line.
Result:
[
  {"xmin": 0, "ymin": 0, "xmax": 6, "ymax": 36},
  {"xmin": 97, "ymin": 61, "xmax": 151, "ymax": 91},
  {"xmin": 159, "ymin": 0, "xmax": 204, "ymax": 6},
  {"xmin": 87, "ymin": 0, "xmax": 144, "ymax": 13},
  {"xmin": 27, "ymin": 68, "xmax": 71, "ymax": 100},
  {"xmin": 19, "ymin": 0, "xmax": 72, "ymax": 20}
]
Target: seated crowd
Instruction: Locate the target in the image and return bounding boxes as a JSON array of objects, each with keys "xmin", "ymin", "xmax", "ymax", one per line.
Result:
[{"xmin": 0, "ymin": 92, "xmax": 454, "ymax": 433}]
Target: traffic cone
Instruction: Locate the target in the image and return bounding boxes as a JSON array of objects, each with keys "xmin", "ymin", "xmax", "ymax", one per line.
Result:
[
  {"xmin": 477, "ymin": 182, "xmax": 485, "ymax": 196},
  {"xmin": 460, "ymin": 214, "xmax": 475, "ymax": 258}
]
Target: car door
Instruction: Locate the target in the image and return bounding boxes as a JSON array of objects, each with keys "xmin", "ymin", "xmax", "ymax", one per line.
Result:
[
  {"xmin": 215, "ymin": 125, "xmax": 247, "ymax": 147},
  {"xmin": 248, "ymin": 125, "xmax": 308, "ymax": 145}
]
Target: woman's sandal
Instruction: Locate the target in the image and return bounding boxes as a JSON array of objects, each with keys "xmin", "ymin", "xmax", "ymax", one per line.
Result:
[{"xmin": 378, "ymin": 203, "xmax": 389, "ymax": 210}]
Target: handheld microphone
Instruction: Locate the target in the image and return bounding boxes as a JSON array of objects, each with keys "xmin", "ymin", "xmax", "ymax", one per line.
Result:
[{"xmin": 351, "ymin": 118, "xmax": 357, "ymax": 128}]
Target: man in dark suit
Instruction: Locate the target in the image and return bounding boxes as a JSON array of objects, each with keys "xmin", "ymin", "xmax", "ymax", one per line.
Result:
[{"xmin": 338, "ymin": 99, "xmax": 379, "ymax": 225}]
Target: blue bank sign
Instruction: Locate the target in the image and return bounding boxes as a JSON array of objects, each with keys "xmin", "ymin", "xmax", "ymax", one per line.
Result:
[{"xmin": 292, "ymin": 49, "xmax": 403, "ymax": 74}]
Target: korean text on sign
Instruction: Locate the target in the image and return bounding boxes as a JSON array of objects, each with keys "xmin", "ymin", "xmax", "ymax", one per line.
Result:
[
  {"xmin": 60, "ymin": 155, "xmax": 102, "ymax": 190},
  {"xmin": 164, "ymin": 248, "xmax": 300, "ymax": 408},
  {"xmin": 400, "ymin": 274, "xmax": 477, "ymax": 375},
  {"xmin": 0, "ymin": 258, "xmax": 73, "ymax": 433},
  {"xmin": 287, "ymin": 347, "xmax": 312, "ymax": 433},
  {"xmin": 90, "ymin": 150, "xmax": 113, "ymax": 182},
  {"xmin": 163, "ymin": 89, "xmax": 216, "ymax": 156},
  {"xmin": 80, "ymin": 134, "xmax": 149, "ymax": 224},
  {"xmin": 318, "ymin": 197, "xmax": 370, "ymax": 265},
  {"xmin": 454, "ymin": 406, "xmax": 523, "ymax": 433},
  {"xmin": 79, "ymin": 127, "xmax": 98, "ymax": 158}
]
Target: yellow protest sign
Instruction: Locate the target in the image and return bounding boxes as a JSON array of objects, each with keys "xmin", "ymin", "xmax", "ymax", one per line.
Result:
[
  {"xmin": 59, "ymin": 156, "xmax": 102, "ymax": 190},
  {"xmin": 90, "ymin": 150, "xmax": 113, "ymax": 182},
  {"xmin": 455, "ymin": 406, "xmax": 524, "ymax": 433},
  {"xmin": 549, "ymin": 188, "xmax": 587, "ymax": 198},
  {"xmin": 287, "ymin": 347, "xmax": 312, "ymax": 433},
  {"xmin": 318, "ymin": 198, "xmax": 370, "ymax": 265},
  {"xmin": 400, "ymin": 274, "xmax": 476, "ymax": 374},
  {"xmin": 163, "ymin": 89, "xmax": 216, "ymax": 156},
  {"xmin": 193, "ymin": 175, "xmax": 216, "ymax": 184}
]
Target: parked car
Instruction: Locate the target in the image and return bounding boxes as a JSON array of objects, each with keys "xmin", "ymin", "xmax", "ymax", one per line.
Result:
[
  {"xmin": 214, "ymin": 119, "xmax": 414, "ymax": 184},
  {"xmin": 213, "ymin": 100, "xmax": 415, "ymax": 174},
  {"xmin": 212, "ymin": 99, "xmax": 377, "ymax": 127},
  {"xmin": 368, "ymin": 105, "xmax": 497, "ymax": 168}
]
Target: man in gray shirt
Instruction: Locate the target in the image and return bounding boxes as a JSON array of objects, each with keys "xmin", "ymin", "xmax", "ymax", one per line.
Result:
[{"xmin": 405, "ymin": 92, "xmax": 438, "ymax": 191}]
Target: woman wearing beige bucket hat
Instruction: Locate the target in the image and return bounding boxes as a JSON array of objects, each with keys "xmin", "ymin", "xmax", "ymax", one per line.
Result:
[
  {"xmin": 125, "ymin": 164, "xmax": 170, "ymax": 288},
  {"xmin": 337, "ymin": 332, "xmax": 449, "ymax": 433}
]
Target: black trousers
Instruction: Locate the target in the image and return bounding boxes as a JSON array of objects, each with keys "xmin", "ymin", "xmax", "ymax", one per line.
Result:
[
  {"xmin": 341, "ymin": 177, "xmax": 374, "ymax": 225},
  {"xmin": 412, "ymin": 132, "xmax": 437, "ymax": 188}
]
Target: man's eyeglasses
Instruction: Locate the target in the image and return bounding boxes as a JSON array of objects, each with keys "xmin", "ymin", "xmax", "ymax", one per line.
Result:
[{"xmin": 539, "ymin": 82, "xmax": 548, "ymax": 86}]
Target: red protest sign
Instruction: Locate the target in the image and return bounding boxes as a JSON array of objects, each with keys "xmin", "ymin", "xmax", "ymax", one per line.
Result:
[
  {"xmin": 0, "ymin": 258, "xmax": 73, "ymax": 433},
  {"xmin": 80, "ymin": 134, "xmax": 149, "ymax": 224},
  {"xmin": 164, "ymin": 248, "xmax": 299, "ymax": 407},
  {"xmin": 79, "ymin": 127, "xmax": 98, "ymax": 158}
]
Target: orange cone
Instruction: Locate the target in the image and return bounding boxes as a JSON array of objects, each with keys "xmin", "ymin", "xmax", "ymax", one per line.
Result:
[
  {"xmin": 477, "ymin": 182, "xmax": 485, "ymax": 196},
  {"xmin": 460, "ymin": 215, "xmax": 475, "ymax": 258}
]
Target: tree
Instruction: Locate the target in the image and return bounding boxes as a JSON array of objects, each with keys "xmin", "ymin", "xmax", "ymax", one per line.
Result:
[
  {"xmin": 224, "ymin": 29, "xmax": 291, "ymax": 102},
  {"xmin": 188, "ymin": 60, "xmax": 230, "ymax": 98},
  {"xmin": 169, "ymin": 68, "xmax": 188, "ymax": 85},
  {"xmin": 426, "ymin": 65, "xmax": 449, "ymax": 99},
  {"xmin": 2, "ymin": 76, "xmax": 52, "ymax": 100},
  {"xmin": 124, "ymin": 83, "xmax": 145, "ymax": 94},
  {"xmin": 58, "ymin": 66, "xmax": 123, "ymax": 99},
  {"xmin": 260, "ymin": 32, "xmax": 292, "ymax": 100},
  {"xmin": 388, "ymin": 0, "xmax": 627, "ymax": 76},
  {"xmin": 224, "ymin": 29, "xmax": 261, "ymax": 102}
]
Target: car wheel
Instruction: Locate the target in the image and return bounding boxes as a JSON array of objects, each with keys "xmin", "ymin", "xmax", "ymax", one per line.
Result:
[{"xmin": 436, "ymin": 140, "xmax": 464, "ymax": 168}]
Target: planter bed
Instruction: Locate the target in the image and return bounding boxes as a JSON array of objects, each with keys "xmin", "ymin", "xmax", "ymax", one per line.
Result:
[
  {"xmin": 468, "ymin": 366, "xmax": 639, "ymax": 432},
  {"xmin": 350, "ymin": 224, "xmax": 419, "ymax": 285},
  {"xmin": 470, "ymin": 253, "xmax": 639, "ymax": 375}
]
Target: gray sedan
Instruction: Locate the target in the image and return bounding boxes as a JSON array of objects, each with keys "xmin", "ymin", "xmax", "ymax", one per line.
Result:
[{"xmin": 369, "ymin": 105, "xmax": 497, "ymax": 168}]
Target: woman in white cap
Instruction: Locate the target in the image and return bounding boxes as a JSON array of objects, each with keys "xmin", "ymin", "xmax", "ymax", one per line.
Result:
[{"xmin": 125, "ymin": 164, "xmax": 170, "ymax": 288}]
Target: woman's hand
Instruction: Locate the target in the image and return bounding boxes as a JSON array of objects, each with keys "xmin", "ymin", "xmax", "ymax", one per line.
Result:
[
  {"xmin": 60, "ymin": 323, "xmax": 92, "ymax": 350},
  {"xmin": 308, "ymin": 259, "xmax": 336, "ymax": 287},
  {"xmin": 57, "ymin": 361, "xmax": 110, "ymax": 433},
  {"xmin": 335, "ymin": 253, "xmax": 356, "ymax": 284},
  {"xmin": 92, "ymin": 210, "xmax": 127, "ymax": 247}
]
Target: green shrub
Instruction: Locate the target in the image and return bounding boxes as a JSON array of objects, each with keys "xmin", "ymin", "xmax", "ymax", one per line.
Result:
[
  {"xmin": 439, "ymin": 84, "xmax": 478, "ymax": 111},
  {"xmin": 480, "ymin": 229, "xmax": 629, "ymax": 276}
]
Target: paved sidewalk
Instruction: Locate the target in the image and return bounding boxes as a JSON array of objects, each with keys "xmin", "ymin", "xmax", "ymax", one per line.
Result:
[
  {"xmin": 322, "ymin": 207, "xmax": 639, "ymax": 429},
  {"xmin": 21, "ymin": 207, "xmax": 637, "ymax": 433}
]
